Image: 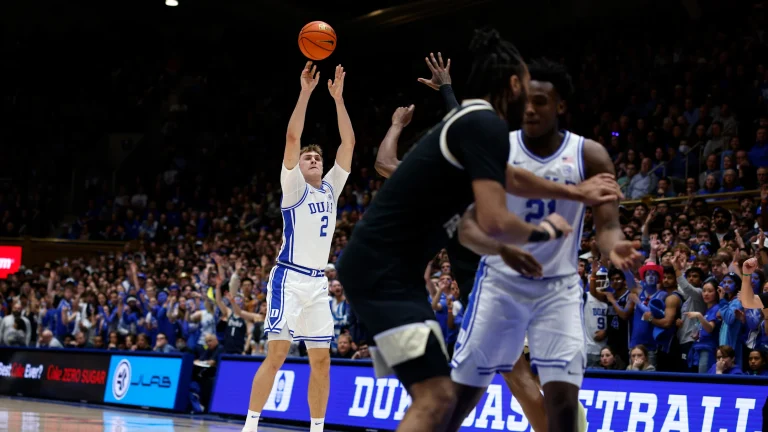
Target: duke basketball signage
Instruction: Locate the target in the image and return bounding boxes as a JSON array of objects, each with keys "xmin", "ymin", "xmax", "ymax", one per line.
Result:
[
  {"xmin": 103, "ymin": 355, "xmax": 188, "ymax": 410},
  {"xmin": 211, "ymin": 356, "xmax": 768, "ymax": 431}
]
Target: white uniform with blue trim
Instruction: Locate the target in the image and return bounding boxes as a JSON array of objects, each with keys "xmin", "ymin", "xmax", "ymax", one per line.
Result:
[
  {"xmin": 451, "ymin": 130, "xmax": 588, "ymax": 388},
  {"xmin": 264, "ymin": 161, "xmax": 349, "ymax": 346}
]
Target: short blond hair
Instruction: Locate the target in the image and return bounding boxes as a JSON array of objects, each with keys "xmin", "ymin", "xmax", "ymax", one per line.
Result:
[{"xmin": 300, "ymin": 145, "xmax": 323, "ymax": 157}]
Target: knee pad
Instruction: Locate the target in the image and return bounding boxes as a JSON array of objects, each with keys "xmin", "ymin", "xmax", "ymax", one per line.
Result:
[{"xmin": 370, "ymin": 320, "xmax": 448, "ymax": 378}]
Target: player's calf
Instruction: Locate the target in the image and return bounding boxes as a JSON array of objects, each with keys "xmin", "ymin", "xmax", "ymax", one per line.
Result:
[
  {"xmin": 501, "ymin": 355, "xmax": 547, "ymax": 432},
  {"xmin": 398, "ymin": 376, "xmax": 457, "ymax": 432},
  {"xmin": 445, "ymin": 383, "xmax": 487, "ymax": 432},
  {"xmin": 307, "ymin": 346, "xmax": 332, "ymax": 431},
  {"xmin": 542, "ymin": 381, "xmax": 580, "ymax": 432},
  {"xmin": 537, "ymin": 355, "xmax": 584, "ymax": 432},
  {"xmin": 242, "ymin": 340, "xmax": 291, "ymax": 432}
]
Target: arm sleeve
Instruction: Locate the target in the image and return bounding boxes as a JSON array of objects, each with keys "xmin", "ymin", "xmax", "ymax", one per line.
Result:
[
  {"xmin": 447, "ymin": 112, "xmax": 509, "ymax": 184},
  {"xmin": 322, "ymin": 162, "xmax": 350, "ymax": 201},
  {"xmin": 280, "ymin": 164, "xmax": 308, "ymax": 208},
  {"xmin": 720, "ymin": 300, "xmax": 739, "ymax": 325},
  {"xmin": 439, "ymin": 85, "xmax": 459, "ymax": 111},
  {"xmin": 634, "ymin": 300, "xmax": 650, "ymax": 315}
]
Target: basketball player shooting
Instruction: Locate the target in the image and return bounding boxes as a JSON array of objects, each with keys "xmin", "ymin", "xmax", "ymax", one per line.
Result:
[
  {"xmin": 449, "ymin": 58, "xmax": 641, "ymax": 432},
  {"xmin": 338, "ymin": 28, "xmax": 584, "ymax": 432},
  {"xmin": 241, "ymin": 61, "xmax": 355, "ymax": 432},
  {"xmin": 376, "ymin": 52, "xmax": 621, "ymax": 432}
]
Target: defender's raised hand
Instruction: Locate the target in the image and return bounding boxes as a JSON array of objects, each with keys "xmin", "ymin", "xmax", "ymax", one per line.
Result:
[
  {"xmin": 392, "ymin": 105, "xmax": 415, "ymax": 127},
  {"xmin": 328, "ymin": 65, "xmax": 345, "ymax": 101},
  {"xmin": 300, "ymin": 61, "xmax": 320, "ymax": 92},
  {"xmin": 417, "ymin": 52, "xmax": 452, "ymax": 90}
]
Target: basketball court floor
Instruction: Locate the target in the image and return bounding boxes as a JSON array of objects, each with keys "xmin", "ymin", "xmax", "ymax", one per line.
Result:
[{"xmin": 0, "ymin": 397, "xmax": 327, "ymax": 432}]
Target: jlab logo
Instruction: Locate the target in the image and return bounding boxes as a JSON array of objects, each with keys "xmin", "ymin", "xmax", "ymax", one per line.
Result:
[
  {"xmin": 112, "ymin": 360, "xmax": 131, "ymax": 401},
  {"xmin": 263, "ymin": 370, "xmax": 295, "ymax": 412},
  {"xmin": 112, "ymin": 358, "xmax": 172, "ymax": 401}
]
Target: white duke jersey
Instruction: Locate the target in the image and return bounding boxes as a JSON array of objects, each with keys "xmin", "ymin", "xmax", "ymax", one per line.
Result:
[
  {"xmin": 278, "ymin": 161, "xmax": 350, "ymax": 271},
  {"xmin": 485, "ymin": 130, "xmax": 586, "ymax": 280},
  {"xmin": 583, "ymin": 292, "xmax": 609, "ymax": 355}
]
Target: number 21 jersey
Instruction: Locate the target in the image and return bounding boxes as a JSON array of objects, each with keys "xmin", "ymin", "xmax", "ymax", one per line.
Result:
[{"xmin": 487, "ymin": 130, "xmax": 586, "ymax": 280}]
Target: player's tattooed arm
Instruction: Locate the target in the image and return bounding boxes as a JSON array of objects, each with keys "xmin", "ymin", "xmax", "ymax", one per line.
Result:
[
  {"xmin": 375, "ymin": 105, "xmax": 415, "ymax": 178},
  {"xmin": 584, "ymin": 139, "xmax": 641, "ymax": 270},
  {"xmin": 285, "ymin": 61, "xmax": 320, "ymax": 170},
  {"xmin": 328, "ymin": 65, "xmax": 356, "ymax": 172}
]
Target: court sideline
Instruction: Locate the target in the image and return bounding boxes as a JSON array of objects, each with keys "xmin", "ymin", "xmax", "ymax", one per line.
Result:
[{"xmin": 0, "ymin": 397, "xmax": 340, "ymax": 431}]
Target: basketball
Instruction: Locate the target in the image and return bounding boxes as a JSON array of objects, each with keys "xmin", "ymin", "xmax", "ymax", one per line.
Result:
[{"xmin": 298, "ymin": 21, "xmax": 337, "ymax": 61}]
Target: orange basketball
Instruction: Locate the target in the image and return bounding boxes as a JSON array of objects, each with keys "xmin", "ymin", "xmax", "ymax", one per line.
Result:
[{"xmin": 298, "ymin": 21, "xmax": 337, "ymax": 61}]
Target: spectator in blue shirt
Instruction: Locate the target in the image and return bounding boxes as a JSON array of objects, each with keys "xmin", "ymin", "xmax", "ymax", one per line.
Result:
[
  {"xmin": 698, "ymin": 174, "xmax": 720, "ymax": 199},
  {"xmin": 745, "ymin": 349, "xmax": 768, "ymax": 376},
  {"xmin": 748, "ymin": 127, "xmax": 768, "ymax": 168},
  {"xmin": 685, "ymin": 279, "xmax": 721, "ymax": 373},
  {"xmin": 718, "ymin": 169, "xmax": 744, "ymax": 194},
  {"xmin": 717, "ymin": 273, "xmax": 744, "ymax": 366},
  {"xmin": 628, "ymin": 158, "xmax": 658, "ymax": 199},
  {"xmin": 707, "ymin": 345, "xmax": 743, "ymax": 375}
]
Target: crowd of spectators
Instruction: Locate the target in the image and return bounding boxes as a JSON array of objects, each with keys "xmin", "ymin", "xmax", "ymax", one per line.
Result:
[{"xmin": 2, "ymin": 0, "xmax": 768, "ymax": 398}]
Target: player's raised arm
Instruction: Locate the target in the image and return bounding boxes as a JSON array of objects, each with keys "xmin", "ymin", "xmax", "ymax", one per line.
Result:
[
  {"xmin": 584, "ymin": 139, "xmax": 641, "ymax": 270},
  {"xmin": 284, "ymin": 61, "xmax": 320, "ymax": 170},
  {"xmin": 375, "ymin": 105, "xmax": 414, "ymax": 178},
  {"xmin": 417, "ymin": 52, "xmax": 459, "ymax": 111},
  {"xmin": 328, "ymin": 65, "xmax": 355, "ymax": 172}
]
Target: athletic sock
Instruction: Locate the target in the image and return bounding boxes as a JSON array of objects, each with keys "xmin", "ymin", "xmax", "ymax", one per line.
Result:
[
  {"xmin": 310, "ymin": 417, "xmax": 325, "ymax": 432},
  {"xmin": 243, "ymin": 410, "xmax": 260, "ymax": 431}
]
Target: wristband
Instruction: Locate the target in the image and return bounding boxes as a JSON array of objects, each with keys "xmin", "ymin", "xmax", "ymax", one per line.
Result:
[
  {"xmin": 542, "ymin": 220, "xmax": 564, "ymax": 239},
  {"xmin": 528, "ymin": 228, "xmax": 551, "ymax": 243},
  {"xmin": 743, "ymin": 273, "xmax": 752, "ymax": 277}
]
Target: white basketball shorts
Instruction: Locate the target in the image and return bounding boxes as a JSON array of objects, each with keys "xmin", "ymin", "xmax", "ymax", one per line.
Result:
[
  {"xmin": 264, "ymin": 262, "xmax": 334, "ymax": 347},
  {"xmin": 451, "ymin": 260, "xmax": 586, "ymax": 388}
]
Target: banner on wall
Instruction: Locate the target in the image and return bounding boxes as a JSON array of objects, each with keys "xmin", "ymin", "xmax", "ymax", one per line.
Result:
[
  {"xmin": 103, "ymin": 355, "xmax": 185, "ymax": 410},
  {"xmin": 0, "ymin": 348, "xmax": 109, "ymax": 403},
  {"xmin": 0, "ymin": 246, "xmax": 22, "ymax": 279},
  {"xmin": 0, "ymin": 348, "xmax": 192, "ymax": 412},
  {"xmin": 211, "ymin": 357, "xmax": 768, "ymax": 432}
]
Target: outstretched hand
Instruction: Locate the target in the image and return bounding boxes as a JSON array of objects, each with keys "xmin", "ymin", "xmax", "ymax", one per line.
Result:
[
  {"xmin": 609, "ymin": 240, "xmax": 643, "ymax": 271},
  {"xmin": 392, "ymin": 105, "xmax": 415, "ymax": 127},
  {"xmin": 417, "ymin": 52, "xmax": 451, "ymax": 91},
  {"xmin": 327, "ymin": 65, "xmax": 345, "ymax": 101},
  {"xmin": 300, "ymin": 61, "xmax": 320, "ymax": 92}
]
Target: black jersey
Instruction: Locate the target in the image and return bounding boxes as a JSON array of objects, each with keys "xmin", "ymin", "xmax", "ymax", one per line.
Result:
[
  {"xmin": 339, "ymin": 100, "xmax": 509, "ymax": 286},
  {"xmin": 224, "ymin": 314, "xmax": 247, "ymax": 354},
  {"xmin": 606, "ymin": 291, "xmax": 630, "ymax": 365}
]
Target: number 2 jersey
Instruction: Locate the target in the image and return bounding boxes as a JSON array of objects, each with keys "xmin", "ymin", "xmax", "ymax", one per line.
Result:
[
  {"xmin": 279, "ymin": 161, "xmax": 349, "ymax": 271},
  {"xmin": 484, "ymin": 130, "xmax": 586, "ymax": 281}
]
